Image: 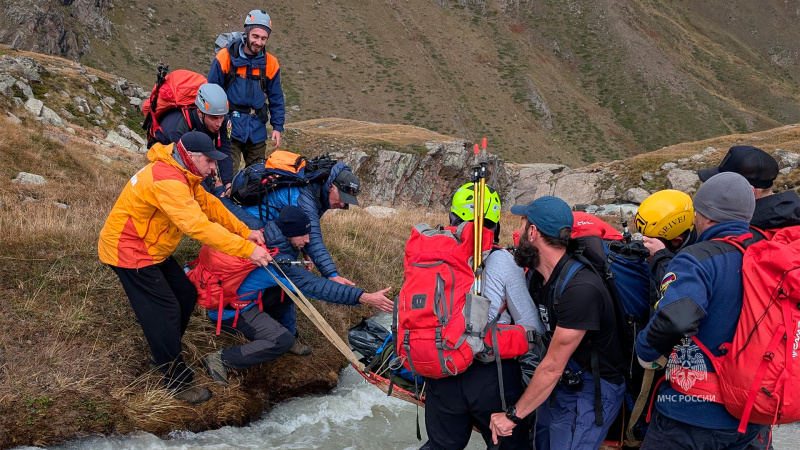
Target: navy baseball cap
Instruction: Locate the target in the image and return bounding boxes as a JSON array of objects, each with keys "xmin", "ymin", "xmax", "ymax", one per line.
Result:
[
  {"xmin": 510, "ymin": 196, "xmax": 573, "ymax": 238},
  {"xmin": 698, "ymin": 146, "xmax": 779, "ymax": 189},
  {"xmin": 179, "ymin": 131, "xmax": 227, "ymax": 160}
]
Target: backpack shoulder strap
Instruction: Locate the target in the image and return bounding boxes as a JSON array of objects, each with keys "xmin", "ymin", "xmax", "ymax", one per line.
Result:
[
  {"xmin": 181, "ymin": 106, "xmax": 196, "ymax": 130},
  {"xmin": 549, "ymin": 256, "xmax": 603, "ymax": 427},
  {"xmin": 711, "ymin": 233, "xmax": 755, "ymax": 254},
  {"xmin": 552, "ymin": 258, "xmax": 585, "ymax": 311},
  {"xmin": 222, "ymin": 41, "xmax": 240, "ymax": 90},
  {"xmin": 749, "ymin": 226, "xmax": 768, "ymax": 242},
  {"xmin": 223, "ymin": 69, "xmax": 236, "ymax": 91}
]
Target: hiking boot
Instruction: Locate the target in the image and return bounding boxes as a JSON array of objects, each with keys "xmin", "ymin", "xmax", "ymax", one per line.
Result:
[
  {"xmin": 288, "ymin": 339, "xmax": 312, "ymax": 356},
  {"xmin": 173, "ymin": 385, "xmax": 212, "ymax": 404},
  {"xmin": 202, "ymin": 350, "xmax": 228, "ymax": 387}
]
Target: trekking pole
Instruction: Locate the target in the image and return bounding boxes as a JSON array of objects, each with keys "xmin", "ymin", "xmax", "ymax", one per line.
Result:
[
  {"xmin": 273, "ymin": 259, "xmax": 314, "ymax": 267},
  {"xmin": 477, "ymin": 138, "xmax": 488, "ymax": 260},
  {"xmin": 472, "ymin": 139, "xmax": 489, "ymax": 295},
  {"xmin": 472, "ymin": 144, "xmax": 481, "ymax": 275}
]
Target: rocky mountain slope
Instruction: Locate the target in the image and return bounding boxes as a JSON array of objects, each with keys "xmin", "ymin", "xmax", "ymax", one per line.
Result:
[
  {"xmin": 3, "ymin": 46, "xmax": 798, "ymax": 217},
  {"xmin": 2, "ymin": 45, "xmax": 800, "ymax": 450},
  {"xmin": 3, "ymin": 0, "xmax": 800, "ymax": 166}
]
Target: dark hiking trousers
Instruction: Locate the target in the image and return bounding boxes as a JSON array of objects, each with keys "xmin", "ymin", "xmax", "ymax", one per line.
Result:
[
  {"xmin": 231, "ymin": 139, "xmax": 267, "ymax": 173},
  {"xmin": 744, "ymin": 429, "xmax": 774, "ymax": 450},
  {"xmin": 217, "ymin": 287, "xmax": 295, "ymax": 370},
  {"xmin": 111, "ymin": 257, "xmax": 197, "ymax": 390},
  {"xmin": 423, "ymin": 359, "xmax": 528, "ymax": 450},
  {"xmin": 641, "ymin": 410, "xmax": 770, "ymax": 450}
]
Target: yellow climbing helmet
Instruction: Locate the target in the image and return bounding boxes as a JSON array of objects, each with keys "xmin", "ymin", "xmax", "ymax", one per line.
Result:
[
  {"xmin": 635, "ymin": 189, "xmax": 694, "ymax": 240},
  {"xmin": 451, "ymin": 183, "xmax": 502, "ymax": 224}
]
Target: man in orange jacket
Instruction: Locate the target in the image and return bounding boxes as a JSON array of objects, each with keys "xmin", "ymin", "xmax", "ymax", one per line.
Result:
[{"xmin": 99, "ymin": 131, "xmax": 272, "ymax": 404}]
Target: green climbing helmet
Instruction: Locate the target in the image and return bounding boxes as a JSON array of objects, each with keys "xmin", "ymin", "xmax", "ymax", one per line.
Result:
[{"xmin": 451, "ymin": 183, "xmax": 502, "ymax": 224}]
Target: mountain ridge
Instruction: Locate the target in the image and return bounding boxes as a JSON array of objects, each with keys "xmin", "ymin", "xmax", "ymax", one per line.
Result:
[
  {"xmin": 3, "ymin": 0, "xmax": 800, "ymax": 165},
  {"xmin": 1, "ymin": 45, "xmax": 800, "ymax": 449}
]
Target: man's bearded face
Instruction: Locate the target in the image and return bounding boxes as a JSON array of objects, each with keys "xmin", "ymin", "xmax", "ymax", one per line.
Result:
[{"xmin": 514, "ymin": 228, "xmax": 540, "ymax": 269}]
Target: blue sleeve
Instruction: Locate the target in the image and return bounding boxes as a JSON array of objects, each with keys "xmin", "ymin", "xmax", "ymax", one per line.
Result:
[
  {"xmin": 262, "ymin": 220, "xmax": 294, "ymax": 256},
  {"xmin": 274, "ymin": 258, "xmax": 364, "ymax": 305},
  {"xmin": 635, "ymin": 252, "xmax": 709, "ymax": 362},
  {"xmin": 218, "ymin": 117, "xmax": 234, "ymax": 184},
  {"xmin": 297, "ymin": 187, "xmax": 337, "ymax": 278},
  {"xmin": 218, "ymin": 196, "xmax": 264, "ymax": 230},
  {"xmin": 267, "ymin": 69, "xmax": 285, "ymax": 132},
  {"xmin": 208, "ymin": 59, "xmax": 224, "ymax": 86}
]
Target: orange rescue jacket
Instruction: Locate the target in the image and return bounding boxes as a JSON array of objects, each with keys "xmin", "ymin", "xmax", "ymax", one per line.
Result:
[{"xmin": 98, "ymin": 143, "xmax": 256, "ymax": 268}]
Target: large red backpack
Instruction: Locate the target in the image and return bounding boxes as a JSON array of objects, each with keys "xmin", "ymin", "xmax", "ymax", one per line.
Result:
[
  {"xmin": 186, "ymin": 244, "xmax": 275, "ymax": 335},
  {"xmin": 669, "ymin": 226, "xmax": 800, "ymax": 432},
  {"xmin": 393, "ymin": 222, "xmax": 529, "ymax": 380},
  {"xmin": 141, "ymin": 68, "xmax": 207, "ymax": 147}
]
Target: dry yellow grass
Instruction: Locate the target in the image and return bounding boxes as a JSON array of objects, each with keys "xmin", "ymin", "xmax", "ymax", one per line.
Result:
[
  {"xmin": 288, "ymin": 118, "xmax": 455, "ymax": 147},
  {"xmin": 0, "ymin": 116, "xmax": 436, "ymax": 448}
]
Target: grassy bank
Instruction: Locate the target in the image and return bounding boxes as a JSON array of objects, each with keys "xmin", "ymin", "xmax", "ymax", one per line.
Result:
[{"xmin": 0, "ymin": 115, "xmax": 489, "ymax": 448}]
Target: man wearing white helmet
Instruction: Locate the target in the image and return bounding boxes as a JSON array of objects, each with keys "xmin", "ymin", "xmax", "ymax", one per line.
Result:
[
  {"xmin": 209, "ymin": 9, "xmax": 285, "ymax": 171},
  {"xmin": 155, "ymin": 83, "xmax": 234, "ymax": 194}
]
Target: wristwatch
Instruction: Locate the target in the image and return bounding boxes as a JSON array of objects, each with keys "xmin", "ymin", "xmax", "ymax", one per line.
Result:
[{"xmin": 505, "ymin": 404, "xmax": 523, "ymax": 425}]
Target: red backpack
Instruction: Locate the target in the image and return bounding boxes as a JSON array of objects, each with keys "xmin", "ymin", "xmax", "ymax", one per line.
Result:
[
  {"xmin": 141, "ymin": 68, "xmax": 207, "ymax": 146},
  {"xmin": 571, "ymin": 211, "xmax": 625, "ymax": 241},
  {"xmin": 186, "ymin": 244, "xmax": 275, "ymax": 335},
  {"xmin": 394, "ymin": 222, "xmax": 530, "ymax": 380},
  {"xmin": 668, "ymin": 226, "xmax": 800, "ymax": 432}
]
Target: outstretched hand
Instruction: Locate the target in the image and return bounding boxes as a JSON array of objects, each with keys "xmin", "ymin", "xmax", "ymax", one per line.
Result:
[
  {"xmin": 329, "ymin": 275, "xmax": 355, "ymax": 286},
  {"xmin": 359, "ymin": 287, "xmax": 394, "ymax": 313}
]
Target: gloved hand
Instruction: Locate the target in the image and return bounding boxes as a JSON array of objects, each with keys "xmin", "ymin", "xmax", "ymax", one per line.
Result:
[{"xmin": 638, "ymin": 355, "xmax": 668, "ymax": 370}]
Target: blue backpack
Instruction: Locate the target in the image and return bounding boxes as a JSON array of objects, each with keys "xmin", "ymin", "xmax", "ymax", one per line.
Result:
[{"xmin": 550, "ymin": 235, "xmax": 654, "ymax": 438}]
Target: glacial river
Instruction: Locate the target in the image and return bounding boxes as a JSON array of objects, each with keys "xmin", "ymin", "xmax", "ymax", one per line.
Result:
[
  {"xmin": 15, "ymin": 312, "xmax": 800, "ymax": 449},
  {"xmin": 16, "ymin": 363, "xmax": 799, "ymax": 450}
]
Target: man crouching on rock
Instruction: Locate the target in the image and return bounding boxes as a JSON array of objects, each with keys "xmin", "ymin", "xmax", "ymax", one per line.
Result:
[{"xmin": 98, "ymin": 131, "xmax": 272, "ymax": 404}]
